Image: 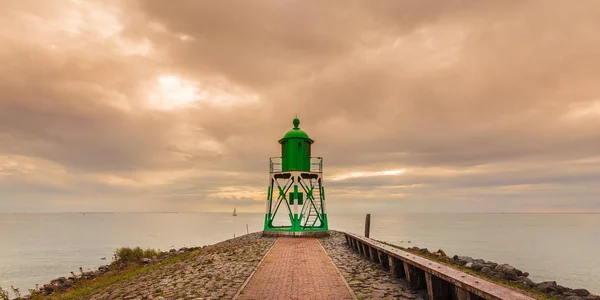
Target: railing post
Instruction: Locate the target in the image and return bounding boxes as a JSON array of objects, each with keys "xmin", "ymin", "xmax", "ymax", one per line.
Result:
[
  {"xmin": 426, "ymin": 273, "xmax": 450, "ymax": 300},
  {"xmin": 456, "ymin": 287, "xmax": 471, "ymax": 300},
  {"xmin": 365, "ymin": 214, "xmax": 371, "ymax": 238},
  {"xmin": 388, "ymin": 256, "xmax": 397, "ymax": 277},
  {"xmin": 369, "ymin": 247, "xmax": 378, "ymax": 262}
]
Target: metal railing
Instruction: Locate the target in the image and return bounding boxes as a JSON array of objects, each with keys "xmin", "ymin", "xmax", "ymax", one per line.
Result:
[
  {"xmin": 269, "ymin": 157, "xmax": 323, "ymax": 173},
  {"xmin": 270, "ymin": 157, "xmax": 283, "ymax": 172},
  {"xmin": 310, "ymin": 157, "xmax": 323, "ymax": 173}
]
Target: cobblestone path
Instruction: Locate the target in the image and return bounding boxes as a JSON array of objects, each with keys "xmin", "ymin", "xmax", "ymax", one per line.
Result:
[{"xmin": 238, "ymin": 237, "xmax": 354, "ymax": 300}]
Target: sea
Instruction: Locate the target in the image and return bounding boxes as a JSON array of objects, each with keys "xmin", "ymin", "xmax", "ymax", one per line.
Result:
[{"xmin": 0, "ymin": 213, "xmax": 598, "ymax": 297}]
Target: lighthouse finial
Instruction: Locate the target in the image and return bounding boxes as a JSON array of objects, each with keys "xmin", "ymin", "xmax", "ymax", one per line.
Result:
[{"xmin": 293, "ymin": 115, "xmax": 300, "ymax": 129}]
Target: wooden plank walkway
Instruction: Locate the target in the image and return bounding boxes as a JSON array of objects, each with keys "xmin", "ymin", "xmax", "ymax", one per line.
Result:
[{"xmin": 237, "ymin": 238, "xmax": 355, "ymax": 300}]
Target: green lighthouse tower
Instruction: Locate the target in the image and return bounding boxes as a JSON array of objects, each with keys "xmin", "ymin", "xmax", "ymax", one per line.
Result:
[{"xmin": 263, "ymin": 117, "xmax": 329, "ymax": 236}]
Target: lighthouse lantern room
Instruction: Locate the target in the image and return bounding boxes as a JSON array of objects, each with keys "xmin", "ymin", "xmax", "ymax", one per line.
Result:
[{"xmin": 263, "ymin": 117, "xmax": 329, "ymax": 236}]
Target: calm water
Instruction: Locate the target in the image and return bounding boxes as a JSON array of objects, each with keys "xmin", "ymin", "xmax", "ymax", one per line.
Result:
[{"xmin": 0, "ymin": 213, "xmax": 598, "ymax": 296}]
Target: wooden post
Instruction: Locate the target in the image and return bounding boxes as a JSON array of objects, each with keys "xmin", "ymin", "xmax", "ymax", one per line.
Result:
[
  {"xmin": 456, "ymin": 287, "xmax": 472, "ymax": 300},
  {"xmin": 369, "ymin": 247, "xmax": 378, "ymax": 262},
  {"xmin": 388, "ymin": 256, "xmax": 397, "ymax": 277},
  {"xmin": 246, "ymin": 224, "xmax": 249, "ymax": 234},
  {"xmin": 365, "ymin": 213, "xmax": 371, "ymax": 238}
]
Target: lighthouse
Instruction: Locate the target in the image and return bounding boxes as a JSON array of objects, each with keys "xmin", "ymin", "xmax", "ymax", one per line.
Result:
[{"xmin": 263, "ymin": 117, "xmax": 329, "ymax": 236}]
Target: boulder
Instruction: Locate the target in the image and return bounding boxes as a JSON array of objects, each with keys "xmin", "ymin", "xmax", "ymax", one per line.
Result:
[
  {"xmin": 515, "ymin": 268, "xmax": 523, "ymax": 276},
  {"xmin": 494, "ymin": 263, "xmax": 514, "ymax": 273},
  {"xmin": 453, "ymin": 256, "xmax": 474, "ymax": 266},
  {"xmin": 465, "ymin": 262, "xmax": 473, "ymax": 268},
  {"xmin": 432, "ymin": 249, "xmax": 447, "ymax": 257},
  {"xmin": 493, "ymin": 264, "xmax": 519, "ymax": 281},
  {"xmin": 471, "ymin": 262, "xmax": 485, "ymax": 271},
  {"xmin": 98, "ymin": 265, "xmax": 110, "ymax": 272},
  {"xmin": 555, "ymin": 286, "xmax": 569, "ymax": 294},
  {"xmin": 573, "ymin": 289, "xmax": 591, "ymax": 297},
  {"xmin": 535, "ymin": 281, "xmax": 558, "ymax": 293},
  {"xmin": 62, "ymin": 279, "xmax": 74, "ymax": 288},
  {"xmin": 141, "ymin": 257, "xmax": 152, "ymax": 264},
  {"xmin": 505, "ymin": 271, "xmax": 519, "ymax": 281},
  {"xmin": 523, "ymin": 272, "xmax": 529, "ymax": 277},
  {"xmin": 42, "ymin": 284, "xmax": 54, "ymax": 295},
  {"xmin": 480, "ymin": 267, "xmax": 492, "ymax": 274},
  {"xmin": 419, "ymin": 248, "xmax": 430, "ymax": 255},
  {"xmin": 515, "ymin": 276, "xmax": 534, "ymax": 288}
]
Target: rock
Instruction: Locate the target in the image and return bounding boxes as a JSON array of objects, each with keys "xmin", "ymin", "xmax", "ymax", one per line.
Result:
[
  {"xmin": 523, "ymin": 272, "xmax": 529, "ymax": 277},
  {"xmin": 458, "ymin": 256, "xmax": 473, "ymax": 262},
  {"xmin": 141, "ymin": 257, "xmax": 152, "ymax": 264},
  {"xmin": 494, "ymin": 263, "xmax": 514, "ymax": 273},
  {"xmin": 535, "ymin": 281, "xmax": 558, "ymax": 293},
  {"xmin": 565, "ymin": 297, "xmax": 586, "ymax": 300},
  {"xmin": 480, "ymin": 267, "xmax": 492, "ymax": 274},
  {"xmin": 63, "ymin": 279, "xmax": 74, "ymax": 288},
  {"xmin": 492, "ymin": 272, "xmax": 507, "ymax": 280},
  {"xmin": 573, "ymin": 289, "xmax": 591, "ymax": 297},
  {"xmin": 42, "ymin": 284, "xmax": 54, "ymax": 295},
  {"xmin": 515, "ymin": 276, "xmax": 534, "ymax": 287},
  {"xmin": 432, "ymin": 249, "xmax": 447, "ymax": 257},
  {"xmin": 557, "ymin": 285, "xmax": 569, "ymax": 293},
  {"xmin": 465, "ymin": 262, "xmax": 473, "ymax": 268},
  {"xmin": 419, "ymin": 248, "xmax": 430, "ymax": 255},
  {"xmin": 471, "ymin": 262, "xmax": 486, "ymax": 271},
  {"xmin": 505, "ymin": 271, "xmax": 519, "ymax": 281},
  {"xmin": 514, "ymin": 268, "xmax": 523, "ymax": 276},
  {"xmin": 492, "ymin": 264, "xmax": 519, "ymax": 281},
  {"xmin": 454, "ymin": 256, "xmax": 474, "ymax": 266},
  {"xmin": 98, "ymin": 265, "xmax": 110, "ymax": 272}
]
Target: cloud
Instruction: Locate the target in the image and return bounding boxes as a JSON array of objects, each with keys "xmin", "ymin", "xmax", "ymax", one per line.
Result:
[{"xmin": 1, "ymin": 0, "xmax": 599, "ymax": 213}]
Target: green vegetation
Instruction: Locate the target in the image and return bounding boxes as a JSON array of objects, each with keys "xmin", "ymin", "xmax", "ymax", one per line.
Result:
[
  {"xmin": 12, "ymin": 247, "xmax": 187, "ymax": 300},
  {"xmin": 48, "ymin": 251, "xmax": 191, "ymax": 300},
  {"xmin": 115, "ymin": 247, "xmax": 160, "ymax": 264}
]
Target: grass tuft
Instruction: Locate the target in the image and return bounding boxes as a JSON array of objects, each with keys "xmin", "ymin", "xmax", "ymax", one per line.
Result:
[{"xmin": 115, "ymin": 247, "xmax": 160, "ymax": 264}]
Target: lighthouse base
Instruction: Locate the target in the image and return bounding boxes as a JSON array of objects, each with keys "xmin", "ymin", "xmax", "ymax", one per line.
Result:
[{"xmin": 262, "ymin": 230, "xmax": 329, "ymax": 238}]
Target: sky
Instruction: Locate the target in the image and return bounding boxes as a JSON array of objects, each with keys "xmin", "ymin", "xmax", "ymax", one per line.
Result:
[{"xmin": 0, "ymin": 0, "xmax": 599, "ymax": 214}]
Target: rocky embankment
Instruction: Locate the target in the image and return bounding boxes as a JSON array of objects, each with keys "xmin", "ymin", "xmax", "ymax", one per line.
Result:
[
  {"xmin": 320, "ymin": 231, "xmax": 427, "ymax": 300},
  {"xmin": 25, "ymin": 233, "xmax": 275, "ymax": 299},
  {"xmin": 399, "ymin": 245, "xmax": 599, "ymax": 300},
  {"xmin": 449, "ymin": 254, "xmax": 599, "ymax": 300}
]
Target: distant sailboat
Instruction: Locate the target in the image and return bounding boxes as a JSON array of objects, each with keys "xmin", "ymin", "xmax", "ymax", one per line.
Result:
[{"xmin": 233, "ymin": 208, "xmax": 237, "ymax": 216}]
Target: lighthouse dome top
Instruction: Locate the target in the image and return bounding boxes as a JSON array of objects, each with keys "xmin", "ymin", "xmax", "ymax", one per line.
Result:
[{"xmin": 278, "ymin": 117, "xmax": 314, "ymax": 143}]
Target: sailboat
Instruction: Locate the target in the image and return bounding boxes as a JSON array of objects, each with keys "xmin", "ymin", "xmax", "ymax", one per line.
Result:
[{"xmin": 233, "ymin": 208, "xmax": 237, "ymax": 216}]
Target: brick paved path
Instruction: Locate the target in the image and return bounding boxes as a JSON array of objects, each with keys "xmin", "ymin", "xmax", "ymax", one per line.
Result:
[{"xmin": 237, "ymin": 238, "xmax": 354, "ymax": 300}]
